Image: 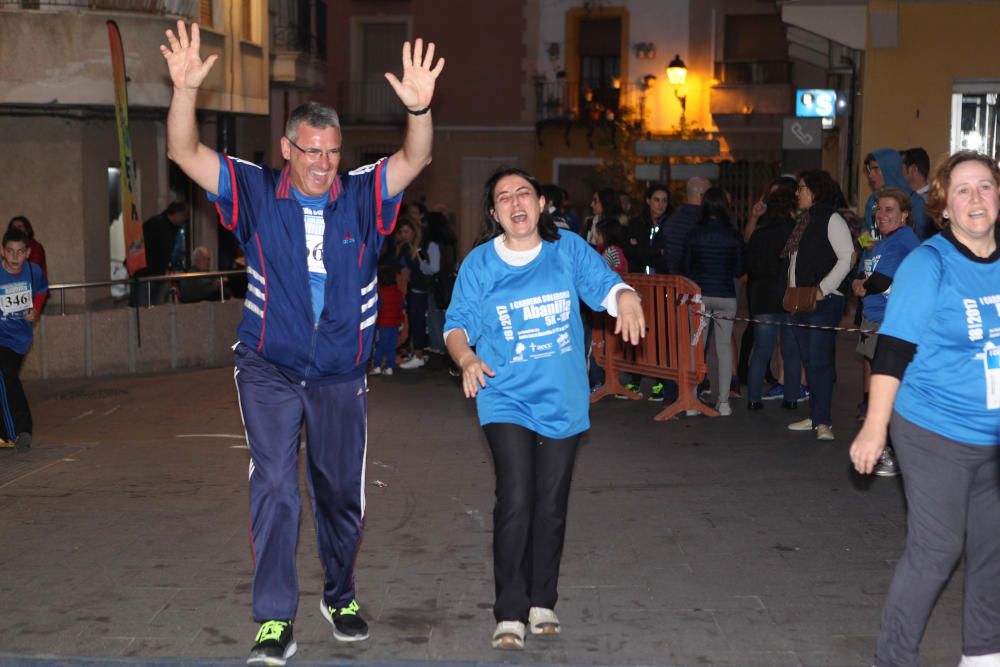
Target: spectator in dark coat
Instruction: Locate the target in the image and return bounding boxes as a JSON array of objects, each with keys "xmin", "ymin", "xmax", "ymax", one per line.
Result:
[
  {"xmin": 655, "ymin": 176, "xmax": 709, "ymax": 274},
  {"xmin": 132, "ymin": 201, "xmax": 188, "ymax": 305},
  {"xmin": 623, "ymin": 183, "xmax": 669, "ymax": 275},
  {"xmin": 745, "ymin": 184, "xmax": 802, "ymax": 409},
  {"xmin": 681, "ymin": 187, "xmax": 746, "ymax": 416}
]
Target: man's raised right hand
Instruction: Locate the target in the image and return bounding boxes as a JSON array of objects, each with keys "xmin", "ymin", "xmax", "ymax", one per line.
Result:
[{"xmin": 160, "ymin": 20, "xmax": 218, "ymax": 92}]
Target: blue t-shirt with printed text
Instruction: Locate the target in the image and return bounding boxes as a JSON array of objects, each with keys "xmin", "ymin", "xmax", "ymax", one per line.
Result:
[
  {"xmin": 879, "ymin": 232, "xmax": 1000, "ymax": 445},
  {"xmin": 0, "ymin": 262, "xmax": 48, "ymax": 355},
  {"xmin": 861, "ymin": 225, "xmax": 919, "ymax": 323},
  {"xmin": 445, "ymin": 231, "xmax": 621, "ymax": 439}
]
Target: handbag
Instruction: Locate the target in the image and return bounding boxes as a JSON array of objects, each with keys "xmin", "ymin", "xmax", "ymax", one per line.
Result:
[{"xmin": 782, "ymin": 286, "xmax": 817, "ymax": 314}]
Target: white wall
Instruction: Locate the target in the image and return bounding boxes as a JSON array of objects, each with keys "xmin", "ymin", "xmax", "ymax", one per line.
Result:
[{"xmin": 536, "ymin": 0, "xmax": 689, "ymax": 86}]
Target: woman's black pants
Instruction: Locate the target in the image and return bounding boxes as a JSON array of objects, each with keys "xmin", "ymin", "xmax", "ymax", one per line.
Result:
[{"xmin": 482, "ymin": 422, "xmax": 580, "ymax": 623}]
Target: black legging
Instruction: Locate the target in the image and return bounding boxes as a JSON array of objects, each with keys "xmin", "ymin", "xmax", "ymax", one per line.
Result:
[
  {"xmin": 0, "ymin": 346, "xmax": 31, "ymax": 440},
  {"xmin": 483, "ymin": 422, "xmax": 580, "ymax": 623}
]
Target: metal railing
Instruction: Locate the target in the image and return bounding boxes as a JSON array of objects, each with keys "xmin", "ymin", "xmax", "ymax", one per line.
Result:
[
  {"xmin": 47, "ymin": 269, "xmax": 246, "ymax": 316},
  {"xmin": 713, "ymin": 60, "xmax": 792, "ymax": 85},
  {"xmin": 534, "ymin": 80, "xmax": 633, "ymax": 123},
  {"xmin": 334, "ymin": 80, "xmax": 406, "ymax": 124},
  {"xmin": 0, "ymin": 0, "xmax": 197, "ymax": 15}
]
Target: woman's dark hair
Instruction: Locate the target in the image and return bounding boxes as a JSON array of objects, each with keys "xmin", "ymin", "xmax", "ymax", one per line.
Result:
[
  {"xmin": 797, "ymin": 169, "xmax": 840, "ymax": 206},
  {"xmin": 698, "ymin": 187, "xmax": 734, "ymax": 228},
  {"xmin": 426, "ymin": 211, "xmax": 455, "ymax": 245},
  {"xmin": 596, "ymin": 219, "xmax": 625, "ymax": 248},
  {"xmin": 405, "ymin": 201, "xmax": 428, "ymax": 221},
  {"xmin": 595, "ymin": 187, "xmax": 621, "ymax": 221},
  {"xmin": 926, "ymin": 150, "xmax": 1000, "ymax": 229},
  {"xmin": 393, "ymin": 218, "xmax": 422, "ymax": 261},
  {"xmin": 764, "ymin": 185, "xmax": 798, "ymax": 221},
  {"xmin": 7, "ymin": 216, "xmax": 34, "ymax": 240},
  {"xmin": 480, "ymin": 167, "xmax": 559, "ymax": 244},
  {"xmin": 377, "ymin": 264, "xmax": 397, "ymax": 287},
  {"xmin": 640, "ymin": 182, "xmax": 670, "ymax": 222}
]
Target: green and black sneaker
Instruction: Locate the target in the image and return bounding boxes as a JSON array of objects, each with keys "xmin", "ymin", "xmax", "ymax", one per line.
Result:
[
  {"xmin": 320, "ymin": 598, "xmax": 370, "ymax": 642},
  {"xmin": 615, "ymin": 382, "xmax": 643, "ymax": 399},
  {"xmin": 247, "ymin": 620, "xmax": 296, "ymax": 666},
  {"xmin": 648, "ymin": 382, "xmax": 665, "ymax": 402}
]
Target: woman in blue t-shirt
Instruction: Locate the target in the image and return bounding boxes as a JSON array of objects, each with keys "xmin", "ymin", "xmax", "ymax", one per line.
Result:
[
  {"xmin": 444, "ymin": 168, "xmax": 644, "ymax": 651},
  {"xmin": 850, "ymin": 151, "xmax": 1000, "ymax": 667}
]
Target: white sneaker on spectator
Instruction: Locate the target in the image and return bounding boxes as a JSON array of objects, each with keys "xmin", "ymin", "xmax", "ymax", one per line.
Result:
[
  {"xmin": 816, "ymin": 424, "xmax": 834, "ymax": 440},
  {"xmin": 399, "ymin": 356, "xmax": 425, "ymax": 370},
  {"xmin": 959, "ymin": 654, "xmax": 1000, "ymax": 667},
  {"xmin": 788, "ymin": 418, "xmax": 814, "ymax": 431},
  {"xmin": 368, "ymin": 367, "xmax": 382, "ymax": 376},
  {"xmin": 383, "ymin": 367, "xmax": 393, "ymax": 376},
  {"xmin": 715, "ymin": 402, "xmax": 732, "ymax": 417}
]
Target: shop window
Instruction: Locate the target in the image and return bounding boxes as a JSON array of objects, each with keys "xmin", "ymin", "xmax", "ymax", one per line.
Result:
[{"xmin": 952, "ymin": 91, "xmax": 1000, "ymax": 159}]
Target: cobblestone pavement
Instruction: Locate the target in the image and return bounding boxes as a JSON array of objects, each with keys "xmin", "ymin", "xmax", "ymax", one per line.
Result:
[{"xmin": 0, "ymin": 337, "xmax": 965, "ymax": 666}]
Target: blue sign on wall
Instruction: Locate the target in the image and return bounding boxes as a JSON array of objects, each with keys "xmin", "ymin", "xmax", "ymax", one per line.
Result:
[{"xmin": 796, "ymin": 89, "xmax": 838, "ymax": 118}]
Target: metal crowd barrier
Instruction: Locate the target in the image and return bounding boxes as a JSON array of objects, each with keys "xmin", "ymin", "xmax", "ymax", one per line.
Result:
[
  {"xmin": 590, "ymin": 274, "xmax": 713, "ymax": 421},
  {"xmin": 47, "ymin": 269, "xmax": 247, "ymax": 316}
]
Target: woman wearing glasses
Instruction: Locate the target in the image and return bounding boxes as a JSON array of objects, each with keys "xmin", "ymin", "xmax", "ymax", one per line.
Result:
[{"xmin": 444, "ymin": 167, "xmax": 644, "ymax": 650}]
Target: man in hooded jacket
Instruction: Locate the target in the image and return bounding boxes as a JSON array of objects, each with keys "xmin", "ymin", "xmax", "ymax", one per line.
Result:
[{"xmin": 862, "ymin": 148, "xmax": 932, "ymax": 241}]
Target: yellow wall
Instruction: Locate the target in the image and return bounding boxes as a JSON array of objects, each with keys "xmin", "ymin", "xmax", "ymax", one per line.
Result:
[{"xmin": 859, "ymin": 2, "xmax": 1000, "ymax": 201}]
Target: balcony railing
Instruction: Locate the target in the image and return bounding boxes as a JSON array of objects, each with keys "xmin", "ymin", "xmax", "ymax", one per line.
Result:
[
  {"xmin": 535, "ymin": 80, "xmax": 634, "ymax": 123},
  {"xmin": 334, "ymin": 80, "xmax": 406, "ymax": 124},
  {"xmin": 713, "ymin": 60, "xmax": 792, "ymax": 85},
  {"xmin": 0, "ymin": 0, "xmax": 196, "ymax": 15}
]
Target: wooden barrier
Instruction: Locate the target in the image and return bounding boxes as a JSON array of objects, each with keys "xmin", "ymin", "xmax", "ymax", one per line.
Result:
[{"xmin": 590, "ymin": 274, "xmax": 715, "ymax": 420}]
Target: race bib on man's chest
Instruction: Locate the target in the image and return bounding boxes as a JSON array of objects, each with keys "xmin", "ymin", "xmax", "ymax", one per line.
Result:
[
  {"xmin": 304, "ymin": 207, "xmax": 326, "ymax": 275},
  {"xmin": 0, "ymin": 281, "xmax": 30, "ymax": 315}
]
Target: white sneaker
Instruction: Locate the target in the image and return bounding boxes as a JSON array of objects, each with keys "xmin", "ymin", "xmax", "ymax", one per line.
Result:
[
  {"xmin": 528, "ymin": 607, "xmax": 560, "ymax": 635},
  {"xmin": 959, "ymin": 654, "xmax": 1000, "ymax": 667},
  {"xmin": 787, "ymin": 418, "xmax": 814, "ymax": 431},
  {"xmin": 816, "ymin": 424, "xmax": 835, "ymax": 441},
  {"xmin": 382, "ymin": 367, "xmax": 393, "ymax": 376},
  {"xmin": 368, "ymin": 366, "xmax": 382, "ymax": 376},
  {"xmin": 399, "ymin": 356, "xmax": 426, "ymax": 370},
  {"xmin": 491, "ymin": 620, "xmax": 525, "ymax": 649},
  {"xmin": 715, "ymin": 402, "xmax": 732, "ymax": 417}
]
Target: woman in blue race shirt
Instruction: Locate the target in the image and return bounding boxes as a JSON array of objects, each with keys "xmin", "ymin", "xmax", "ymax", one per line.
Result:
[
  {"xmin": 850, "ymin": 151, "xmax": 1000, "ymax": 667},
  {"xmin": 444, "ymin": 168, "xmax": 644, "ymax": 650}
]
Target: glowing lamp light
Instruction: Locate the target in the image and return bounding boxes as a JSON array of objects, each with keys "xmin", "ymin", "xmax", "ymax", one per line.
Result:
[{"xmin": 666, "ymin": 54, "xmax": 687, "ymax": 87}]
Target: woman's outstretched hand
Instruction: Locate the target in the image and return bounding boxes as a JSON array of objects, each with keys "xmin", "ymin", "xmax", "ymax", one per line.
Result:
[
  {"xmin": 614, "ymin": 289, "xmax": 646, "ymax": 345},
  {"xmin": 459, "ymin": 353, "xmax": 495, "ymax": 399}
]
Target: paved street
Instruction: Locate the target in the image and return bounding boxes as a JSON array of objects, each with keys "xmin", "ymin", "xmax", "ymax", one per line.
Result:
[{"xmin": 0, "ymin": 335, "xmax": 966, "ymax": 667}]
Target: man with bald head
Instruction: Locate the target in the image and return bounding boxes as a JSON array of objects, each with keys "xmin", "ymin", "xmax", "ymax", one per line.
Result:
[{"xmin": 655, "ymin": 176, "xmax": 710, "ymax": 275}]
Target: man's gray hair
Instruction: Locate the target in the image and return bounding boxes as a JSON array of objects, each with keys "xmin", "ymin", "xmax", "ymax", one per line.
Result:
[{"xmin": 285, "ymin": 102, "xmax": 341, "ymax": 141}]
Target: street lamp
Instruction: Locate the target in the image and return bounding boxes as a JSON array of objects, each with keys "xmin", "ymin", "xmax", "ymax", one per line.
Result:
[{"xmin": 666, "ymin": 54, "xmax": 687, "ymax": 132}]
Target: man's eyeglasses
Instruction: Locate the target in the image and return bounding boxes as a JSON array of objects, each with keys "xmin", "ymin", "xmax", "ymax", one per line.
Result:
[
  {"xmin": 286, "ymin": 136, "xmax": 341, "ymax": 161},
  {"xmin": 865, "ymin": 163, "xmax": 880, "ymax": 175}
]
